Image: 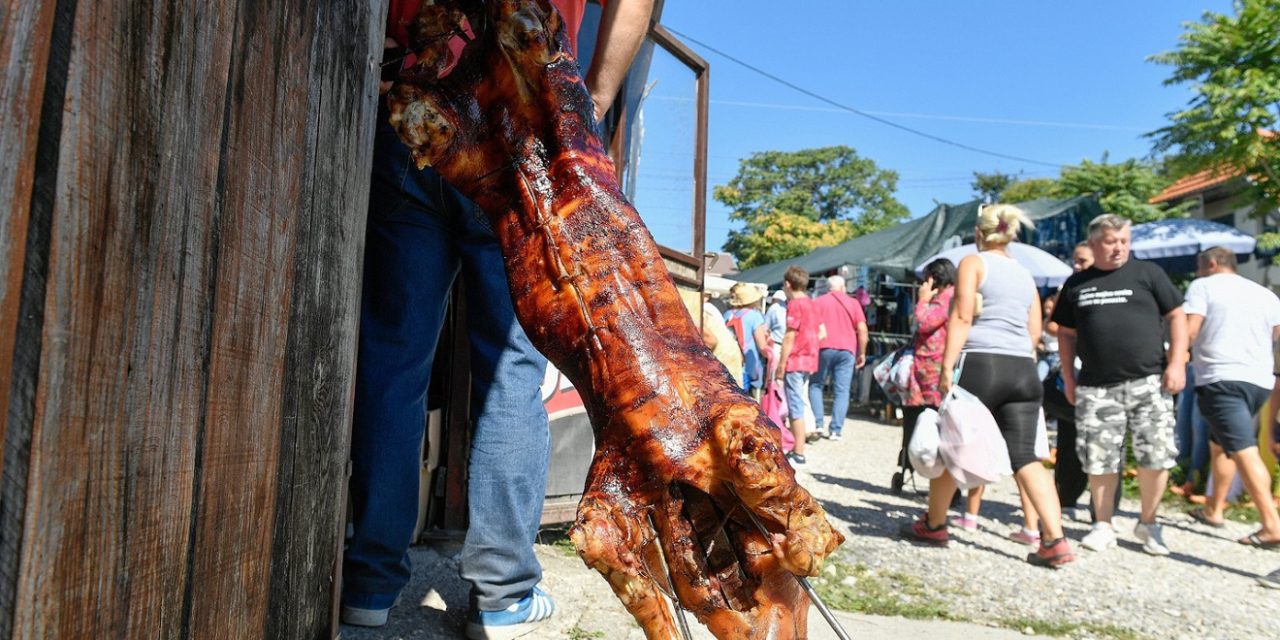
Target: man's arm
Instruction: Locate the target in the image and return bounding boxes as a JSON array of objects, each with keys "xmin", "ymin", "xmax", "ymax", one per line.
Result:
[
  {"xmin": 1058, "ymin": 327, "xmax": 1077, "ymax": 405},
  {"xmin": 585, "ymin": 0, "xmax": 655, "ymax": 122},
  {"xmin": 776, "ymin": 330, "xmax": 796, "ymax": 381},
  {"xmin": 1186, "ymin": 313, "xmax": 1204, "ymax": 343},
  {"xmin": 855, "ymin": 321, "xmax": 868, "ymax": 368},
  {"xmin": 1163, "ymin": 307, "xmax": 1188, "ymax": 394}
]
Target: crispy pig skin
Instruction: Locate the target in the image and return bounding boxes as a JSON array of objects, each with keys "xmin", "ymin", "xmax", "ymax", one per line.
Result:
[{"xmin": 387, "ymin": 1, "xmax": 843, "ymax": 637}]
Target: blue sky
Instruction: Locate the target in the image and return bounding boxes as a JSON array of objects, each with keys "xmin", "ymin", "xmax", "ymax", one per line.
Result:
[{"xmin": 631, "ymin": 1, "xmax": 1233, "ymax": 256}]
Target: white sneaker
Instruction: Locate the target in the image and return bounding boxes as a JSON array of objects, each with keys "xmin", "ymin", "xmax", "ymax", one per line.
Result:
[
  {"xmin": 341, "ymin": 594, "xmax": 401, "ymax": 627},
  {"xmin": 1134, "ymin": 521, "xmax": 1171, "ymax": 556},
  {"xmin": 1081, "ymin": 522, "xmax": 1117, "ymax": 551},
  {"xmin": 829, "ymin": 433, "xmax": 843, "ymax": 441}
]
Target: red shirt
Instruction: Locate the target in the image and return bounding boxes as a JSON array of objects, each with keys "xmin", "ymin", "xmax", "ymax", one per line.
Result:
[
  {"xmin": 814, "ymin": 292, "xmax": 866, "ymax": 354},
  {"xmin": 387, "ymin": 0, "xmax": 586, "ymax": 55},
  {"xmin": 785, "ymin": 297, "xmax": 820, "ymax": 374}
]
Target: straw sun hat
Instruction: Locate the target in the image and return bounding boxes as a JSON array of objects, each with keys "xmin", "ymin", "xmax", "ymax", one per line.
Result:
[{"xmin": 728, "ymin": 284, "xmax": 764, "ymax": 307}]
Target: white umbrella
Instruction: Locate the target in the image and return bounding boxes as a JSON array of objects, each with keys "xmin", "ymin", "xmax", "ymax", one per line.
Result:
[
  {"xmin": 1130, "ymin": 218, "xmax": 1255, "ymax": 259},
  {"xmin": 915, "ymin": 243, "xmax": 1073, "ymax": 288}
]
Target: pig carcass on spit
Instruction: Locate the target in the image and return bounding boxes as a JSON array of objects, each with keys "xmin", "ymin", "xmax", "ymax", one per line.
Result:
[{"xmin": 387, "ymin": 2, "xmax": 844, "ymax": 637}]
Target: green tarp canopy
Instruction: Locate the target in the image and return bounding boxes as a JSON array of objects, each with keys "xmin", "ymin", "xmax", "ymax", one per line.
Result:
[{"xmin": 727, "ymin": 196, "xmax": 1103, "ymax": 288}]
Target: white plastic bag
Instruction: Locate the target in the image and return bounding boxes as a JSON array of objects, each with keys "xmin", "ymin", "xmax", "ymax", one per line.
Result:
[
  {"xmin": 938, "ymin": 385, "xmax": 1012, "ymax": 490},
  {"xmin": 890, "ymin": 350, "xmax": 915, "ymax": 395},
  {"xmin": 872, "ymin": 347, "xmax": 912, "ymax": 402},
  {"xmin": 1034, "ymin": 407, "xmax": 1050, "ymax": 461},
  {"xmin": 908, "ymin": 408, "xmax": 946, "ymax": 479}
]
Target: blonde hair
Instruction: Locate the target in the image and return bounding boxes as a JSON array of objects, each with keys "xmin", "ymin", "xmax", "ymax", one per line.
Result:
[{"xmin": 976, "ymin": 203, "xmax": 1031, "ymax": 247}]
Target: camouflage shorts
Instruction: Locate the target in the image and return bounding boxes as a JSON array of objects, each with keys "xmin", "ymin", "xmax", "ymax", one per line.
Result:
[{"xmin": 1075, "ymin": 374, "xmax": 1177, "ymax": 475}]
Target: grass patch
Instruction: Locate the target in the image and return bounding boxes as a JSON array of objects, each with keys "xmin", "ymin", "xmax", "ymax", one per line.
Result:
[
  {"xmin": 565, "ymin": 626, "xmax": 604, "ymax": 640},
  {"xmin": 536, "ymin": 525, "xmax": 580, "ymax": 558},
  {"xmin": 1000, "ymin": 617, "xmax": 1145, "ymax": 640},
  {"xmin": 810, "ymin": 557, "xmax": 959, "ymax": 620}
]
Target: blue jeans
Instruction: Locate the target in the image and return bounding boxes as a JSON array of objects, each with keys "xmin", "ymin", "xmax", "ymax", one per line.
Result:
[
  {"xmin": 784, "ymin": 372, "xmax": 811, "ymax": 420},
  {"xmin": 344, "ymin": 113, "xmax": 551, "ymax": 612},
  {"xmin": 1175, "ymin": 364, "xmax": 1210, "ymax": 481},
  {"xmin": 809, "ymin": 349, "xmax": 854, "ymax": 435}
]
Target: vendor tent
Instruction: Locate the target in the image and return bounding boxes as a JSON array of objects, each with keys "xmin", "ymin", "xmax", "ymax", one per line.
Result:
[{"xmin": 728, "ymin": 196, "xmax": 1102, "ymax": 288}]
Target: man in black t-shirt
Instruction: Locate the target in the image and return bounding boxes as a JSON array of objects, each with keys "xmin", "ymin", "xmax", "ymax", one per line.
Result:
[{"xmin": 1051, "ymin": 214, "xmax": 1188, "ymax": 557}]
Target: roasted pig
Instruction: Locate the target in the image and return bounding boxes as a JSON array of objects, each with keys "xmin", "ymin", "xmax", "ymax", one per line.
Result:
[{"xmin": 387, "ymin": 1, "xmax": 844, "ymax": 637}]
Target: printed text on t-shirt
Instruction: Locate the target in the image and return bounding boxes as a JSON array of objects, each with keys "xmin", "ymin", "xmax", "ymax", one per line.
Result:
[{"xmin": 1077, "ymin": 286, "xmax": 1134, "ymax": 307}]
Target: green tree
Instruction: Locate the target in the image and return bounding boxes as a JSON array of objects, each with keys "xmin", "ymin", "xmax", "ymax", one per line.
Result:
[
  {"xmin": 1000, "ymin": 177, "xmax": 1058, "ymax": 203},
  {"xmin": 971, "ymin": 171, "xmax": 1017, "ymax": 203},
  {"xmin": 723, "ymin": 211, "xmax": 861, "ymax": 270},
  {"xmin": 715, "ymin": 146, "xmax": 909, "ymax": 268},
  {"xmin": 1053, "ymin": 156, "xmax": 1186, "ymax": 223},
  {"xmin": 1148, "ymin": 0, "xmax": 1280, "ymax": 251}
]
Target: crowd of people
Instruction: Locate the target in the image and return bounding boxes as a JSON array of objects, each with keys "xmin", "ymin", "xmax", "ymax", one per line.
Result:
[
  {"xmin": 724, "ymin": 205, "xmax": 1280, "ymax": 583},
  {"xmin": 710, "ymin": 206, "xmax": 1280, "ymax": 581},
  {"xmin": 882, "ymin": 208, "xmax": 1280, "ymax": 583}
]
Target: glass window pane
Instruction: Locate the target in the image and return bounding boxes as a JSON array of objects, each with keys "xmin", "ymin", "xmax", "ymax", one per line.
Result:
[{"xmin": 621, "ymin": 43, "xmax": 698, "ymax": 255}]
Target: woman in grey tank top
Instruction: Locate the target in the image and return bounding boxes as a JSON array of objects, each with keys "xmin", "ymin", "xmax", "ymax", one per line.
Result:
[{"xmin": 899, "ymin": 204, "xmax": 1074, "ymax": 568}]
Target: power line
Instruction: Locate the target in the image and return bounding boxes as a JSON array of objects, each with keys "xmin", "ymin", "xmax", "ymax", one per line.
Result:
[
  {"xmin": 664, "ymin": 27, "xmax": 1064, "ymax": 169},
  {"xmin": 644, "ymin": 95, "xmax": 1146, "ymax": 132}
]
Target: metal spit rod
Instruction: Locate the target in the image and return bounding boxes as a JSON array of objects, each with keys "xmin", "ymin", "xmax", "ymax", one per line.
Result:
[
  {"xmin": 647, "ymin": 514, "xmax": 696, "ymax": 640},
  {"xmin": 726, "ymin": 485, "xmax": 854, "ymax": 640}
]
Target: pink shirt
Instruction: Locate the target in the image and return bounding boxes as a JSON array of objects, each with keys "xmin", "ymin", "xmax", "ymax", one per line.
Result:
[
  {"xmin": 785, "ymin": 297, "xmax": 820, "ymax": 373},
  {"xmin": 815, "ymin": 292, "xmax": 866, "ymax": 353}
]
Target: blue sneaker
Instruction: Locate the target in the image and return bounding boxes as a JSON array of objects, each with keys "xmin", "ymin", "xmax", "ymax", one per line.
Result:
[{"xmin": 465, "ymin": 586, "xmax": 555, "ymax": 640}]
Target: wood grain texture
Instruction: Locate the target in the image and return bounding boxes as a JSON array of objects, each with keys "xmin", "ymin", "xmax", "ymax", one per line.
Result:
[
  {"xmin": 264, "ymin": 1, "xmax": 383, "ymax": 637},
  {"xmin": 0, "ymin": 0, "xmax": 57, "ymax": 502},
  {"xmin": 1, "ymin": 0, "xmax": 383, "ymax": 637},
  {"xmin": 0, "ymin": 2, "xmax": 63, "ymax": 635}
]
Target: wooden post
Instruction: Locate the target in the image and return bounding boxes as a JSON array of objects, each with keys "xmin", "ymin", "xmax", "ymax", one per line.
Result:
[{"xmin": 0, "ymin": 1, "xmax": 385, "ymax": 638}]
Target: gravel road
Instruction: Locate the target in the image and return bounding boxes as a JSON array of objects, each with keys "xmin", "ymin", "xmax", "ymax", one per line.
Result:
[{"xmin": 342, "ymin": 413, "xmax": 1280, "ymax": 639}]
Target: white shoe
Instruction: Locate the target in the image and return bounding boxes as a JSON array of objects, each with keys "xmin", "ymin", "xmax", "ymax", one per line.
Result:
[
  {"xmin": 341, "ymin": 594, "xmax": 401, "ymax": 627},
  {"xmin": 1081, "ymin": 522, "xmax": 1117, "ymax": 551},
  {"xmin": 1134, "ymin": 521, "xmax": 1171, "ymax": 556},
  {"xmin": 829, "ymin": 433, "xmax": 843, "ymax": 441}
]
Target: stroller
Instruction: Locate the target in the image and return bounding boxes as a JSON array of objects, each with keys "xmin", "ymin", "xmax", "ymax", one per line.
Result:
[
  {"xmin": 871, "ymin": 347, "xmax": 918, "ymax": 495},
  {"xmin": 891, "ymin": 409, "xmax": 927, "ymax": 496}
]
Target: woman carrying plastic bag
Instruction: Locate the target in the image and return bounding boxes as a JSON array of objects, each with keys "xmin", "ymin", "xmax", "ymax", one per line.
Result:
[
  {"xmin": 895, "ymin": 259, "xmax": 955, "ymax": 494},
  {"xmin": 897, "ymin": 204, "xmax": 1074, "ymax": 569}
]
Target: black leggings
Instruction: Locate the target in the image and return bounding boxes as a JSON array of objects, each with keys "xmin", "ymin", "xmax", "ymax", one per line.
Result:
[{"xmin": 955, "ymin": 352, "xmax": 1042, "ymax": 471}]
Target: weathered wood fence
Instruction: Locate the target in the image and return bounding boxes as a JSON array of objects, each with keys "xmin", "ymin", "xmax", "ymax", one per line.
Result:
[{"xmin": 0, "ymin": 1, "xmax": 386, "ymax": 637}]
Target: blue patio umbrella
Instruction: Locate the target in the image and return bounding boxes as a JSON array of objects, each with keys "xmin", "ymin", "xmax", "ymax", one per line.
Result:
[
  {"xmin": 1130, "ymin": 218, "xmax": 1256, "ymax": 272},
  {"xmin": 915, "ymin": 242, "xmax": 1073, "ymax": 288}
]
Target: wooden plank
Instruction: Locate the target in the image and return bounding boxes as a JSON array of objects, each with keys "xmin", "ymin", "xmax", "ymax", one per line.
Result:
[
  {"xmin": 263, "ymin": 1, "xmax": 384, "ymax": 637},
  {"xmin": 0, "ymin": 1, "xmax": 60, "ymax": 634},
  {"xmin": 0, "ymin": 0, "xmax": 57, "ymax": 485},
  {"xmin": 5, "ymin": 0, "xmax": 380, "ymax": 637},
  {"xmin": 181, "ymin": 0, "xmax": 309, "ymax": 635},
  {"xmin": 9, "ymin": 0, "xmax": 241, "ymax": 635}
]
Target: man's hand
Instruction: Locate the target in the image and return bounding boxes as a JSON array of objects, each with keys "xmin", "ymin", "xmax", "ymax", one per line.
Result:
[
  {"xmin": 1063, "ymin": 377, "xmax": 1076, "ymax": 405},
  {"xmin": 379, "ymin": 37, "xmax": 401, "ymax": 96},
  {"xmin": 1162, "ymin": 363, "xmax": 1186, "ymax": 395},
  {"xmin": 855, "ymin": 353, "xmax": 866, "ymax": 369}
]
